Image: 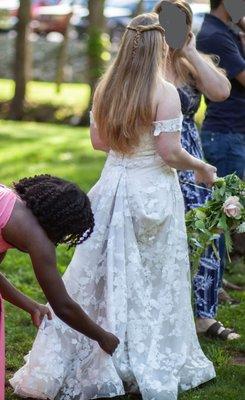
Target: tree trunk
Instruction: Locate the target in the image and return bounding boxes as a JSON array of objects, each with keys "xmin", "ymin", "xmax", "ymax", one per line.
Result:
[
  {"xmin": 80, "ymin": 0, "xmax": 106, "ymax": 125},
  {"xmin": 56, "ymin": 12, "xmax": 72, "ymax": 93},
  {"xmin": 10, "ymin": 0, "xmax": 31, "ymax": 120}
]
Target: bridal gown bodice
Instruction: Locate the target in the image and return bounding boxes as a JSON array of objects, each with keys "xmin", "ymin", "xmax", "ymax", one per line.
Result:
[{"xmin": 10, "ymin": 114, "xmax": 215, "ymax": 400}]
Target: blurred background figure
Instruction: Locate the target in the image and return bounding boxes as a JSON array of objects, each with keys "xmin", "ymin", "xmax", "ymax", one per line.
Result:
[
  {"xmin": 197, "ymin": 0, "xmax": 245, "ymax": 302},
  {"xmin": 154, "ymin": 0, "xmax": 241, "ymax": 341}
]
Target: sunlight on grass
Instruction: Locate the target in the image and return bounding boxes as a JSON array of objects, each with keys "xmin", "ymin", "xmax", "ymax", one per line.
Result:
[
  {"xmin": 0, "ymin": 79, "xmax": 90, "ymax": 112},
  {"xmin": 0, "ymin": 120, "xmax": 105, "ymax": 190}
]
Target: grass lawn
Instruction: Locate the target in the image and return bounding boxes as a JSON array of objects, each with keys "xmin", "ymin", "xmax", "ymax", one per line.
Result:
[
  {"xmin": 0, "ymin": 79, "xmax": 91, "ymax": 122},
  {"xmin": 0, "ymin": 79, "xmax": 90, "ymax": 111},
  {"xmin": 0, "ymin": 120, "xmax": 244, "ymax": 400},
  {"xmin": 0, "ymin": 78, "xmax": 207, "ymax": 126}
]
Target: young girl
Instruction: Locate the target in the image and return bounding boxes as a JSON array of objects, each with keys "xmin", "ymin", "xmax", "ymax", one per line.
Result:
[
  {"xmin": 154, "ymin": 0, "xmax": 239, "ymax": 340},
  {"xmin": 0, "ymin": 175, "xmax": 119, "ymax": 398},
  {"xmin": 12, "ymin": 14, "xmax": 216, "ymax": 400}
]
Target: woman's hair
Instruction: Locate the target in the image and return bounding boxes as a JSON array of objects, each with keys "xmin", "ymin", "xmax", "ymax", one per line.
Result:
[
  {"xmin": 13, "ymin": 175, "xmax": 94, "ymax": 247},
  {"xmin": 93, "ymin": 12, "xmax": 167, "ymax": 154},
  {"xmin": 154, "ymin": 0, "xmax": 225, "ymax": 85}
]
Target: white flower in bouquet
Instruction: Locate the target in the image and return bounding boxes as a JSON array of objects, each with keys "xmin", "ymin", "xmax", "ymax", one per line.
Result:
[{"xmin": 223, "ymin": 196, "xmax": 242, "ymax": 218}]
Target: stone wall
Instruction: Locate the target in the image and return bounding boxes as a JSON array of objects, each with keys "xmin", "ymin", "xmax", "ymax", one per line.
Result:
[{"xmin": 0, "ymin": 31, "xmax": 89, "ymax": 83}]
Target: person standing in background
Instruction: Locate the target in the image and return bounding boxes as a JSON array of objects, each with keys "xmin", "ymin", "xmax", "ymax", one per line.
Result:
[
  {"xmin": 197, "ymin": 0, "xmax": 245, "ymax": 296},
  {"xmin": 197, "ymin": 0, "xmax": 245, "ymax": 179},
  {"xmin": 154, "ymin": 0, "xmax": 240, "ymax": 340}
]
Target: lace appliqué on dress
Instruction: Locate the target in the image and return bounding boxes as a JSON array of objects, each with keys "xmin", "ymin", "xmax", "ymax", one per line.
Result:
[
  {"xmin": 152, "ymin": 115, "xmax": 183, "ymax": 136},
  {"xmin": 10, "ymin": 107, "xmax": 215, "ymax": 400}
]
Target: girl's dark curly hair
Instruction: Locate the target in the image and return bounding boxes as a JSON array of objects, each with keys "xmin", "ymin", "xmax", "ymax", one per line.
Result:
[{"xmin": 13, "ymin": 174, "xmax": 94, "ymax": 247}]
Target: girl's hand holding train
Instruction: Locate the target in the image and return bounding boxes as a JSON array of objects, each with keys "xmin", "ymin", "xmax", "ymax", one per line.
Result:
[
  {"xmin": 30, "ymin": 303, "xmax": 52, "ymax": 328},
  {"xmin": 98, "ymin": 331, "xmax": 120, "ymax": 356}
]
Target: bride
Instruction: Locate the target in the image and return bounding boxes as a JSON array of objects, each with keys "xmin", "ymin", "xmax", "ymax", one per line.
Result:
[{"xmin": 11, "ymin": 12, "xmax": 216, "ymax": 400}]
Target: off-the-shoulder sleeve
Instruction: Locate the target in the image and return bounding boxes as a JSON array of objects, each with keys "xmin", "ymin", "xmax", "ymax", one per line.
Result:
[{"xmin": 152, "ymin": 114, "xmax": 183, "ymax": 136}]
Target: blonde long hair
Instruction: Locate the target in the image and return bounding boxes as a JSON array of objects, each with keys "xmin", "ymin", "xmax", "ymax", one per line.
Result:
[
  {"xmin": 93, "ymin": 13, "xmax": 167, "ymax": 154},
  {"xmin": 154, "ymin": 0, "xmax": 224, "ymax": 85}
]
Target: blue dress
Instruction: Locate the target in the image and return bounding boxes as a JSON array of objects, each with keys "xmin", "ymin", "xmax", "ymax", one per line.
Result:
[{"xmin": 178, "ymin": 84, "xmax": 220, "ymax": 319}]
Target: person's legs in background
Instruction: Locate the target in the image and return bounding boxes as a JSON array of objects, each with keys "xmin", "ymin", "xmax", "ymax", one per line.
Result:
[
  {"xmin": 226, "ymin": 133, "xmax": 245, "ymax": 180},
  {"xmin": 201, "ymin": 132, "xmax": 229, "ymax": 177},
  {"xmin": 201, "ymin": 131, "xmax": 227, "ymax": 291},
  {"xmin": 194, "ymin": 245, "xmax": 220, "ymax": 321},
  {"xmin": 179, "ymin": 176, "xmax": 240, "ymax": 340},
  {"xmin": 201, "ymin": 131, "xmax": 245, "ymax": 300}
]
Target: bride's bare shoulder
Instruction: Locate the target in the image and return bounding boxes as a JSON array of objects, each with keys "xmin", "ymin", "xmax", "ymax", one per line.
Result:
[
  {"xmin": 156, "ymin": 79, "xmax": 179, "ymax": 100},
  {"xmin": 154, "ymin": 79, "xmax": 181, "ymax": 119}
]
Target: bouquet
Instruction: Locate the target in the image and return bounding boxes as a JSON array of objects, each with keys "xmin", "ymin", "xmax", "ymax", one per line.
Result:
[{"xmin": 185, "ymin": 174, "xmax": 245, "ymax": 270}]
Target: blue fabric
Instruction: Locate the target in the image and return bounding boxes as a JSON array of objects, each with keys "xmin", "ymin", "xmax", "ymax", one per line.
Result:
[
  {"xmin": 201, "ymin": 130, "xmax": 245, "ymax": 286},
  {"xmin": 201, "ymin": 131, "xmax": 245, "ymax": 180},
  {"xmin": 197, "ymin": 14, "xmax": 245, "ymax": 134},
  {"xmin": 177, "ymin": 85, "xmax": 220, "ymax": 319}
]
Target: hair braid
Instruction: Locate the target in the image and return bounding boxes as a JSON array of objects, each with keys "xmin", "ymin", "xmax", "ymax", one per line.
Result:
[{"xmin": 126, "ymin": 23, "xmax": 165, "ymax": 59}]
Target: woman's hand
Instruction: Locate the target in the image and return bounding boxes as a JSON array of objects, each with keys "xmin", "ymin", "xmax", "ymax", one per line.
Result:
[
  {"xmin": 97, "ymin": 331, "xmax": 120, "ymax": 356},
  {"xmin": 181, "ymin": 32, "xmax": 197, "ymax": 59},
  {"xmin": 239, "ymin": 31, "xmax": 245, "ymax": 55},
  {"xmin": 195, "ymin": 163, "xmax": 217, "ymax": 187},
  {"xmin": 30, "ymin": 303, "xmax": 52, "ymax": 328}
]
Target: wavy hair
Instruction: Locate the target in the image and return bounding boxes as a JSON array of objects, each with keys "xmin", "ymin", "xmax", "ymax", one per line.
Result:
[{"xmin": 93, "ymin": 12, "xmax": 167, "ymax": 154}]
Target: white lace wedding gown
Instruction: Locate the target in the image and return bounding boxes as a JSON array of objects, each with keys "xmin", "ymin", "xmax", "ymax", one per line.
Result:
[{"xmin": 10, "ymin": 114, "xmax": 215, "ymax": 400}]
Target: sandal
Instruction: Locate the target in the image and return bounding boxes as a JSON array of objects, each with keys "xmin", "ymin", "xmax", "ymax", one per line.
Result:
[{"xmin": 205, "ymin": 321, "xmax": 240, "ymax": 341}]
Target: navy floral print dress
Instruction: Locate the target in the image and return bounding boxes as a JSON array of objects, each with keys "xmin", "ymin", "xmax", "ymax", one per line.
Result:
[{"xmin": 178, "ymin": 84, "xmax": 220, "ymax": 319}]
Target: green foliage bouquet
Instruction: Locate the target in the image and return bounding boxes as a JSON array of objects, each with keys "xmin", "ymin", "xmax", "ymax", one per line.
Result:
[{"xmin": 185, "ymin": 174, "xmax": 245, "ymax": 270}]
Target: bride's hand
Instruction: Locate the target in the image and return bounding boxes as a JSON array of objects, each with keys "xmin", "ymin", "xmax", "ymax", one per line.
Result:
[
  {"xmin": 98, "ymin": 331, "xmax": 120, "ymax": 356},
  {"xmin": 195, "ymin": 163, "xmax": 217, "ymax": 187}
]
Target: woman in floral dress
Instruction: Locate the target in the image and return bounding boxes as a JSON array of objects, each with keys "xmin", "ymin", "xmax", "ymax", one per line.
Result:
[{"xmin": 155, "ymin": 0, "xmax": 239, "ymax": 340}]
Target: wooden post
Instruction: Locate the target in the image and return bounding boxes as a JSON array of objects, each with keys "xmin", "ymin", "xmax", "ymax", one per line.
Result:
[
  {"xmin": 56, "ymin": 12, "xmax": 72, "ymax": 94},
  {"xmin": 10, "ymin": 0, "xmax": 31, "ymax": 120},
  {"xmin": 81, "ymin": 0, "xmax": 106, "ymax": 124}
]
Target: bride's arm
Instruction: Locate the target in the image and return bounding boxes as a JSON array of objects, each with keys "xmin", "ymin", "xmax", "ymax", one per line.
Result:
[
  {"xmin": 90, "ymin": 110, "xmax": 110, "ymax": 152},
  {"xmin": 90, "ymin": 124, "xmax": 110, "ymax": 153},
  {"xmin": 154, "ymin": 82, "xmax": 216, "ymax": 187}
]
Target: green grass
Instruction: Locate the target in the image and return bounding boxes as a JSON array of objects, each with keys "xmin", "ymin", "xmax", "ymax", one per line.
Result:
[
  {"xmin": 0, "ymin": 78, "xmax": 206, "ymax": 125},
  {"xmin": 0, "ymin": 120, "xmax": 244, "ymax": 400},
  {"xmin": 0, "ymin": 79, "xmax": 91, "ymax": 122},
  {"xmin": 0, "ymin": 79, "xmax": 90, "ymax": 110}
]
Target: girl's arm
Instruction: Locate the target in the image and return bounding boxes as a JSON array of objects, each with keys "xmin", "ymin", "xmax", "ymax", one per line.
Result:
[
  {"xmin": 2, "ymin": 210, "xmax": 119, "ymax": 355},
  {"xmin": 28, "ymin": 239, "xmax": 119, "ymax": 355},
  {"xmin": 0, "ymin": 272, "xmax": 52, "ymax": 327},
  {"xmin": 182, "ymin": 32, "xmax": 231, "ymax": 101}
]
